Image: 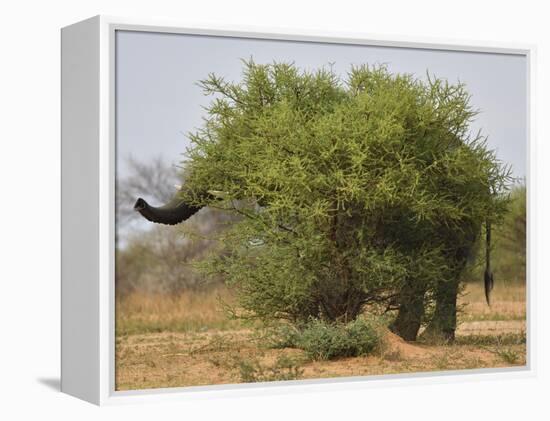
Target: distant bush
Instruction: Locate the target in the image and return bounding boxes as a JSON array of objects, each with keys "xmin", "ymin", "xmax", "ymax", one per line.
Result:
[
  {"xmin": 116, "ymin": 207, "xmax": 238, "ymax": 295},
  {"xmin": 493, "ymin": 185, "xmax": 526, "ymax": 283},
  {"xmin": 270, "ymin": 317, "xmax": 384, "ymax": 360},
  {"xmin": 462, "ymin": 184, "xmax": 526, "ymax": 284}
]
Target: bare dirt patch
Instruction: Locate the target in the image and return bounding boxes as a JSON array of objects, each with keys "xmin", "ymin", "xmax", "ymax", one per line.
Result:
[{"xmin": 115, "ymin": 320, "xmax": 526, "ymax": 391}]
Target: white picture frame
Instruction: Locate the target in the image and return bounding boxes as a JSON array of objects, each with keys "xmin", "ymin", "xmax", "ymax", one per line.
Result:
[{"xmin": 61, "ymin": 15, "xmax": 535, "ymax": 405}]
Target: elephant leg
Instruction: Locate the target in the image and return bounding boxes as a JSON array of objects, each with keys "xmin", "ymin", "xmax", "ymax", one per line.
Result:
[
  {"xmin": 390, "ymin": 280, "xmax": 426, "ymax": 341},
  {"xmin": 424, "ymin": 240, "xmax": 473, "ymax": 342},
  {"xmin": 423, "ymin": 277, "xmax": 460, "ymax": 342}
]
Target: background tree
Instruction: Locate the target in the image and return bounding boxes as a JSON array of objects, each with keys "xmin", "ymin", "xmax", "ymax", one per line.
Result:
[
  {"xmin": 480, "ymin": 184, "xmax": 526, "ymax": 283},
  {"xmin": 116, "ymin": 157, "xmax": 236, "ymax": 295}
]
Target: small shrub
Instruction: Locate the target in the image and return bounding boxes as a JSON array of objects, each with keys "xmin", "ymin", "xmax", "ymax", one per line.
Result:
[
  {"xmin": 496, "ymin": 348, "xmax": 520, "ymax": 364},
  {"xmin": 236, "ymin": 355, "xmax": 304, "ymax": 383},
  {"xmin": 434, "ymin": 352, "xmax": 451, "ymax": 370},
  {"xmin": 292, "ymin": 317, "xmax": 384, "ymax": 361},
  {"xmin": 262, "ymin": 324, "xmax": 301, "ymax": 349}
]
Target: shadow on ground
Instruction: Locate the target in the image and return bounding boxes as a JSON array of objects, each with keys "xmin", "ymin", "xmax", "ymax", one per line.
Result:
[{"xmin": 37, "ymin": 377, "xmax": 60, "ymax": 392}]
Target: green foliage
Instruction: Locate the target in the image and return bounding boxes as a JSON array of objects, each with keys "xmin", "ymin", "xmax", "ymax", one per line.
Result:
[
  {"xmin": 261, "ymin": 323, "xmax": 302, "ymax": 349},
  {"xmin": 182, "ymin": 60, "xmax": 511, "ymax": 324},
  {"xmin": 269, "ymin": 317, "xmax": 384, "ymax": 360}
]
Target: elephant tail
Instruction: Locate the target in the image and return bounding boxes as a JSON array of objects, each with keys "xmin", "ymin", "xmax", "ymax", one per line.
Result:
[
  {"xmin": 484, "ymin": 220, "xmax": 494, "ymax": 306},
  {"xmin": 134, "ymin": 191, "xmax": 203, "ymax": 225}
]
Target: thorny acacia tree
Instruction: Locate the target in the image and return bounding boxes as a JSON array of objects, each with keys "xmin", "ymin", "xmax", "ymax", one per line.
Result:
[{"xmin": 138, "ymin": 61, "xmax": 511, "ymax": 339}]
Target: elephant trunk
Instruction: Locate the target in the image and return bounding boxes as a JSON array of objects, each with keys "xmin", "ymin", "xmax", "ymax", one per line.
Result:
[{"xmin": 134, "ymin": 191, "xmax": 204, "ymax": 225}]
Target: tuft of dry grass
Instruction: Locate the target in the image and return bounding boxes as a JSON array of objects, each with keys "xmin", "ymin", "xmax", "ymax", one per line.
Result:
[
  {"xmin": 116, "ymin": 286, "xmax": 238, "ymax": 336},
  {"xmin": 458, "ymin": 282, "xmax": 526, "ymax": 322}
]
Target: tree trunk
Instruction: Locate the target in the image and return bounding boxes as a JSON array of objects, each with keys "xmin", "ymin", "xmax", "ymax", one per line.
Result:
[
  {"xmin": 390, "ymin": 280, "xmax": 426, "ymax": 341},
  {"xmin": 318, "ymin": 202, "xmax": 365, "ymax": 323}
]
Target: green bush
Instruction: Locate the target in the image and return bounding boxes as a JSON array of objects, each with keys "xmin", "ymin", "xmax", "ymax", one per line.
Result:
[
  {"xmin": 187, "ymin": 61, "xmax": 510, "ymax": 326},
  {"xmin": 271, "ymin": 317, "xmax": 384, "ymax": 360},
  {"xmin": 263, "ymin": 323, "xmax": 301, "ymax": 349}
]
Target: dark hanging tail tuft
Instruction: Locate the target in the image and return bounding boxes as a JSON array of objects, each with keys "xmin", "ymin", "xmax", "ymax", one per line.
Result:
[{"xmin": 484, "ymin": 220, "xmax": 494, "ymax": 306}]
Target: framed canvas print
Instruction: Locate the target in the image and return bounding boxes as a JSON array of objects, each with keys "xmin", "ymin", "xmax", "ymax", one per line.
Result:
[{"xmin": 61, "ymin": 15, "xmax": 533, "ymax": 405}]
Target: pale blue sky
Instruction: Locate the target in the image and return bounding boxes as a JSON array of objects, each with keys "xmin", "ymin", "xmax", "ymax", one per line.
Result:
[{"xmin": 116, "ymin": 30, "xmax": 527, "ymax": 181}]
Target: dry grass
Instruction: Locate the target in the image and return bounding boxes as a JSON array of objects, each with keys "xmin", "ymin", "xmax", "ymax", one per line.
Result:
[
  {"xmin": 115, "ymin": 281, "xmax": 527, "ymax": 391},
  {"xmin": 116, "ymin": 286, "xmax": 238, "ymax": 336},
  {"xmin": 458, "ymin": 282, "xmax": 526, "ymax": 323}
]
